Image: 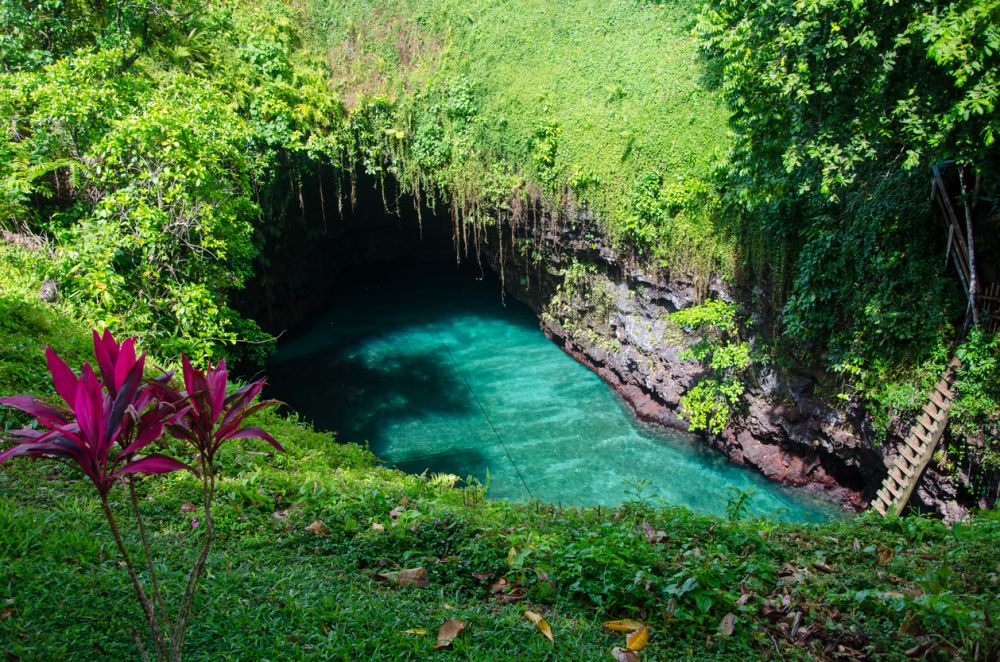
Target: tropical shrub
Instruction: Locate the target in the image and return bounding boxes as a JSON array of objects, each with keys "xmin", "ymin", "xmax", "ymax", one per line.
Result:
[{"xmin": 0, "ymin": 330, "xmax": 281, "ymax": 660}]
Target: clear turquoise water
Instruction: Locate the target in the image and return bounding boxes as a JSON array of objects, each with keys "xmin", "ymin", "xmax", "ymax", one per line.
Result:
[{"xmin": 267, "ymin": 263, "xmax": 843, "ymax": 523}]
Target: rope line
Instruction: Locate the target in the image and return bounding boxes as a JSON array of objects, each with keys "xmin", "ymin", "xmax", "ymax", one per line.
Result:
[{"xmin": 430, "ymin": 324, "xmax": 536, "ymax": 501}]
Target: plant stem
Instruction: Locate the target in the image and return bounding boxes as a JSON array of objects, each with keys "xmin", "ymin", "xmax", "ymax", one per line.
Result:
[
  {"xmin": 959, "ymin": 167, "xmax": 978, "ymax": 327},
  {"xmin": 128, "ymin": 476, "xmax": 169, "ymax": 631},
  {"xmin": 101, "ymin": 493, "xmax": 169, "ymax": 662},
  {"xmin": 171, "ymin": 456, "xmax": 216, "ymax": 661}
]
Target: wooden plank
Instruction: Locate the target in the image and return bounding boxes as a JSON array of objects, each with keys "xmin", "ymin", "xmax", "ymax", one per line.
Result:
[{"xmin": 922, "ymin": 403, "xmax": 943, "ymax": 421}]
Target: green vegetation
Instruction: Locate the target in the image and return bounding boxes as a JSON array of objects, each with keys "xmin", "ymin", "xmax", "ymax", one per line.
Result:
[
  {"xmin": 1, "ymin": 0, "xmax": 999, "ymax": 657},
  {"xmin": 701, "ymin": 0, "xmax": 1000, "ymax": 486},
  {"xmin": 3, "ymin": 400, "xmax": 998, "ymax": 659},
  {"xmin": 672, "ymin": 300, "xmax": 751, "ymax": 435},
  {"xmin": 0, "ymin": 0, "xmax": 341, "ymax": 361},
  {"xmin": 305, "ymin": 0, "xmax": 732, "ymax": 274}
]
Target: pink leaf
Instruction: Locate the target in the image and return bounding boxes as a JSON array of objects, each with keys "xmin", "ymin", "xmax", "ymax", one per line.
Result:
[
  {"xmin": 113, "ymin": 454, "xmax": 191, "ymax": 478},
  {"xmin": 224, "ymin": 425, "xmax": 285, "ymax": 453},
  {"xmin": 45, "ymin": 347, "xmax": 78, "ymax": 407}
]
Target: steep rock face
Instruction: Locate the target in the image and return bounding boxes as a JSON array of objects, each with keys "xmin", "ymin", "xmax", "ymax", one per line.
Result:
[
  {"xmin": 482, "ymin": 206, "xmax": 970, "ymax": 518},
  {"xmin": 245, "ymin": 178, "xmax": 973, "ymax": 519}
]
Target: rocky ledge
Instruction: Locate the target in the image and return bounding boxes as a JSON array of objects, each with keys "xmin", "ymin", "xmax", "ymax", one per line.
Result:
[{"xmin": 485, "ymin": 206, "xmax": 972, "ymax": 520}]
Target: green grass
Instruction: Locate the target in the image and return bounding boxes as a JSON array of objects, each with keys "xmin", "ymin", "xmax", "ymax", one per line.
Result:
[
  {"xmin": 1, "ymin": 404, "xmax": 998, "ymax": 659},
  {"xmin": 1, "ymin": 240, "xmax": 998, "ymax": 659}
]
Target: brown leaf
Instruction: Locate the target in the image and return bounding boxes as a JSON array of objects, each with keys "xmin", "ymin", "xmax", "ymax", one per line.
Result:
[
  {"xmin": 852, "ymin": 538, "xmax": 861, "ymax": 551},
  {"xmin": 304, "ymin": 520, "xmax": 328, "ymax": 537},
  {"xmin": 371, "ymin": 522, "xmax": 385, "ymax": 531},
  {"xmin": 434, "ymin": 619, "xmax": 466, "ymax": 649},
  {"xmin": 641, "ymin": 522, "xmax": 666, "ymax": 544},
  {"xmin": 812, "ymin": 562, "xmax": 835, "ymax": 574},
  {"xmin": 377, "ymin": 567, "xmax": 429, "ymax": 587},
  {"xmin": 904, "ymin": 641, "xmax": 934, "ymax": 658},
  {"xmin": 612, "ymin": 646, "xmax": 641, "ymax": 661},
  {"xmin": 877, "ymin": 545, "xmax": 895, "ymax": 564},
  {"xmin": 496, "ymin": 588, "xmax": 527, "ymax": 603},
  {"xmin": 603, "ymin": 619, "xmax": 645, "ymax": 633},
  {"xmin": 0, "ymin": 607, "xmax": 14, "ymax": 621},
  {"xmin": 718, "ymin": 612, "xmax": 735, "ymax": 637},
  {"xmin": 490, "ymin": 577, "xmax": 508, "ymax": 593},
  {"xmin": 389, "ymin": 506, "xmax": 403, "ymax": 520},
  {"xmin": 524, "ymin": 610, "xmax": 554, "ymax": 642},
  {"xmin": 626, "ymin": 627, "xmax": 649, "ymax": 651},
  {"xmin": 471, "ymin": 571, "xmax": 492, "ymax": 581},
  {"xmin": 179, "ymin": 502, "xmax": 198, "ymax": 513}
]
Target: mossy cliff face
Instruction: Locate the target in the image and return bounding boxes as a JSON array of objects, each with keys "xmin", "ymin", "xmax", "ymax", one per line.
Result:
[{"xmin": 478, "ymin": 204, "xmax": 973, "ymax": 520}]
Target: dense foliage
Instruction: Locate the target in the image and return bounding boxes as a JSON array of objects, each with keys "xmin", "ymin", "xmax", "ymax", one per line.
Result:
[
  {"xmin": 0, "ymin": 0, "xmax": 342, "ymax": 361},
  {"xmin": 700, "ymin": 0, "xmax": 1000, "ymax": 480}
]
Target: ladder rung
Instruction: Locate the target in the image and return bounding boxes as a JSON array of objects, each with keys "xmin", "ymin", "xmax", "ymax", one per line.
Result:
[
  {"xmin": 917, "ymin": 412, "xmax": 936, "ymax": 432},
  {"xmin": 922, "ymin": 403, "xmax": 944, "ymax": 421},
  {"xmin": 889, "ymin": 467, "xmax": 907, "ymax": 485},
  {"xmin": 912, "ymin": 426, "xmax": 932, "ymax": 446},
  {"xmin": 873, "ymin": 500, "xmax": 887, "ymax": 516},
  {"xmin": 899, "ymin": 445, "xmax": 918, "ymax": 464},
  {"xmin": 894, "ymin": 461, "xmax": 915, "ymax": 478},
  {"xmin": 935, "ymin": 383, "xmax": 954, "ymax": 400},
  {"xmin": 885, "ymin": 481, "xmax": 903, "ymax": 500},
  {"xmin": 929, "ymin": 391, "xmax": 946, "ymax": 409},
  {"xmin": 907, "ymin": 433, "xmax": 928, "ymax": 453}
]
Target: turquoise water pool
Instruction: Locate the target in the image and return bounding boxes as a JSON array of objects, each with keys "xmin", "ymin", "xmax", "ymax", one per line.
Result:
[{"xmin": 267, "ymin": 262, "xmax": 843, "ymax": 523}]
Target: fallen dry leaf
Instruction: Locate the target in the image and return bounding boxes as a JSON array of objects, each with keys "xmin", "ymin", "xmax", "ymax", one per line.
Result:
[
  {"xmin": 389, "ymin": 506, "xmax": 403, "ymax": 520},
  {"xmin": 626, "ymin": 627, "xmax": 649, "ymax": 651},
  {"xmin": 376, "ymin": 567, "xmax": 429, "ymax": 587},
  {"xmin": 179, "ymin": 502, "xmax": 198, "ymax": 513},
  {"xmin": 0, "ymin": 607, "xmax": 14, "ymax": 621},
  {"xmin": 812, "ymin": 562, "xmax": 835, "ymax": 574},
  {"xmin": 434, "ymin": 619, "xmax": 466, "ymax": 649},
  {"xmin": 641, "ymin": 522, "xmax": 667, "ymax": 544},
  {"xmin": 603, "ymin": 619, "xmax": 646, "ymax": 633},
  {"xmin": 401, "ymin": 628, "xmax": 427, "ymax": 636},
  {"xmin": 878, "ymin": 545, "xmax": 895, "ymax": 564},
  {"xmin": 612, "ymin": 646, "xmax": 641, "ymax": 661},
  {"xmin": 471, "ymin": 571, "xmax": 492, "ymax": 581},
  {"xmin": 718, "ymin": 612, "xmax": 735, "ymax": 637},
  {"xmin": 371, "ymin": 522, "xmax": 385, "ymax": 531},
  {"xmin": 304, "ymin": 520, "xmax": 328, "ymax": 537},
  {"xmin": 524, "ymin": 610, "xmax": 554, "ymax": 642},
  {"xmin": 496, "ymin": 588, "xmax": 527, "ymax": 603},
  {"xmin": 507, "ymin": 546, "xmax": 518, "ymax": 565}
]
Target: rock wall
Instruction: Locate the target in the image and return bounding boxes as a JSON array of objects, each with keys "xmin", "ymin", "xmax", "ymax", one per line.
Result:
[{"xmin": 481, "ymin": 205, "xmax": 973, "ymax": 518}]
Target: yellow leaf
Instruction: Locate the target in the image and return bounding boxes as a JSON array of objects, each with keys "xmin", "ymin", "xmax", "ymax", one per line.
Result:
[
  {"xmin": 524, "ymin": 610, "xmax": 554, "ymax": 642},
  {"xmin": 507, "ymin": 546, "xmax": 518, "ymax": 565},
  {"xmin": 402, "ymin": 628, "xmax": 427, "ymax": 635},
  {"xmin": 626, "ymin": 627, "xmax": 649, "ymax": 651},
  {"xmin": 603, "ymin": 619, "xmax": 646, "ymax": 633}
]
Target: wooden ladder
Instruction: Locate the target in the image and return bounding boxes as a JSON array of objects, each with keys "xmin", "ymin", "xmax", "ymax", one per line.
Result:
[{"xmin": 871, "ymin": 357, "xmax": 962, "ymax": 517}]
